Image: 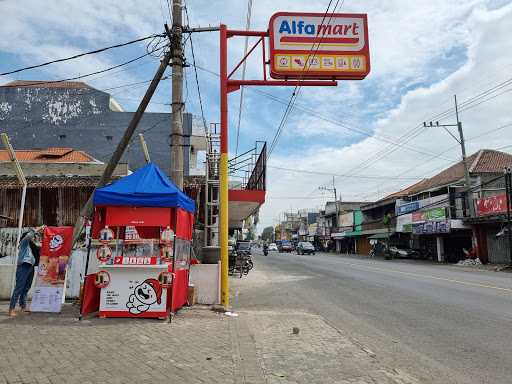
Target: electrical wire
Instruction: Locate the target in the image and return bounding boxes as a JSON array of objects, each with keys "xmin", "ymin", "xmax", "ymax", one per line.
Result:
[
  {"xmin": 184, "ymin": 3, "xmax": 208, "ymax": 133},
  {"xmin": 190, "ymin": 63, "xmax": 459, "ymax": 161},
  {"xmin": 268, "ymin": 0, "xmax": 344, "ymax": 157},
  {"xmin": 1, "ymin": 46, "xmax": 167, "ymax": 89},
  {"xmin": 234, "ymin": 0, "xmax": 253, "ymax": 157},
  {"xmin": 0, "ymin": 33, "xmax": 166, "ymax": 76},
  {"xmin": 267, "ymin": 165, "xmax": 426, "ymax": 180}
]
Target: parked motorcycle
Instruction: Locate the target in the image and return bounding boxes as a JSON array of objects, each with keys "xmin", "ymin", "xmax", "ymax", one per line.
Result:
[{"xmin": 229, "ymin": 250, "xmax": 253, "ymax": 278}]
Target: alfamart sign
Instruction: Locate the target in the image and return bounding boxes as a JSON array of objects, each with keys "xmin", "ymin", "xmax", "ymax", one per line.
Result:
[{"xmin": 269, "ymin": 12, "xmax": 370, "ymax": 80}]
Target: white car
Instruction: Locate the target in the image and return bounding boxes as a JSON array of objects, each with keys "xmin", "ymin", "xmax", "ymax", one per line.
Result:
[{"xmin": 268, "ymin": 243, "xmax": 278, "ymax": 251}]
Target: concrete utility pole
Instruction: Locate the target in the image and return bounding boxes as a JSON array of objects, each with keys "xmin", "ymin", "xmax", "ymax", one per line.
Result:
[
  {"xmin": 169, "ymin": 0, "xmax": 184, "ymax": 189},
  {"xmin": 72, "ymin": 48, "xmax": 173, "ymax": 244},
  {"xmin": 454, "ymin": 95, "xmax": 474, "ymax": 217},
  {"xmin": 424, "ymin": 95, "xmax": 473, "ymax": 217}
]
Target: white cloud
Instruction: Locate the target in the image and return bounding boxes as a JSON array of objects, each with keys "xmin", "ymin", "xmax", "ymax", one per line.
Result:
[{"xmin": 258, "ymin": 1, "xmax": 512, "ymax": 231}]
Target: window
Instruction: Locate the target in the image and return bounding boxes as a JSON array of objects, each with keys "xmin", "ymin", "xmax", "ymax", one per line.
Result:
[{"xmin": 106, "ymin": 135, "xmax": 113, "ymax": 141}]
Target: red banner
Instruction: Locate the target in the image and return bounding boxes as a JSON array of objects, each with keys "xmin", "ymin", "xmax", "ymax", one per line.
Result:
[
  {"xmin": 476, "ymin": 194, "xmax": 507, "ymax": 216},
  {"xmin": 41, "ymin": 226, "xmax": 73, "ymax": 257},
  {"xmin": 105, "ymin": 206, "xmax": 172, "ymax": 227}
]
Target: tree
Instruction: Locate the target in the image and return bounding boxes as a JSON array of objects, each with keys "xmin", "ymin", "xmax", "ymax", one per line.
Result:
[{"xmin": 261, "ymin": 226, "xmax": 274, "ymax": 242}]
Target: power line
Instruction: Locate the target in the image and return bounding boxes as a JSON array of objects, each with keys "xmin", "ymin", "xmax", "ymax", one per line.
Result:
[
  {"xmin": 267, "ymin": 165, "xmax": 426, "ymax": 180},
  {"xmin": 191, "ymin": 63, "xmax": 459, "ymax": 161},
  {"xmin": 184, "ymin": 3, "xmax": 208, "ymax": 132},
  {"xmin": 358, "ymin": 121, "xmax": 512, "ymax": 201},
  {"xmin": 0, "ymin": 33, "xmax": 165, "ymax": 76},
  {"xmin": 234, "ymin": 0, "xmax": 254, "ymax": 157},
  {"xmin": 1, "ymin": 47, "xmax": 167, "ymax": 89},
  {"xmin": 268, "ymin": 0, "xmax": 344, "ymax": 157}
]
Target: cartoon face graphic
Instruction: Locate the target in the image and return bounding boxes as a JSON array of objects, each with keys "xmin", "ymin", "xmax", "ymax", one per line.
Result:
[
  {"xmin": 126, "ymin": 278, "xmax": 162, "ymax": 315},
  {"xmin": 135, "ymin": 282, "xmax": 158, "ymax": 305},
  {"xmin": 49, "ymin": 234, "xmax": 64, "ymax": 251}
]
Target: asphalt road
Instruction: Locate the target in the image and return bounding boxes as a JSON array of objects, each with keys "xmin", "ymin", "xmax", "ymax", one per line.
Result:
[{"xmin": 234, "ymin": 250, "xmax": 512, "ymax": 384}]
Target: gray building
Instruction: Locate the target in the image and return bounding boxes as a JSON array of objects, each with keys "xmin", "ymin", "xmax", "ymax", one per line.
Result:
[{"xmin": 0, "ymin": 80, "xmax": 205, "ymax": 175}]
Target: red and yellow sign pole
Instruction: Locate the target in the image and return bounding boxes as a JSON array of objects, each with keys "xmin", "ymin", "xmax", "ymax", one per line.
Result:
[
  {"xmin": 218, "ymin": 15, "xmax": 348, "ymax": 308},
  {"xmin": 219, "ymin": 24, "xmax": 230, "ymax": 308}
]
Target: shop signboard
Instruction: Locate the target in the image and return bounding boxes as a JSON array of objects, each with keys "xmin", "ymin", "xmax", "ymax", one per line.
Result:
[
  {"xmin": 412, "ymin": 207, "xmax": 446, "ymax": 222},
  {"xmin": 476, "ymin": 194, "xmax": 507, "ymax": 216},
  {"xmin": 412, "ymin": 220, "xmax": 450, "ymax": 235},
  {"xmin": 396, "ymin": 213, "xmax": 412, "ymax": 232},
  {"xmin": 106, "ymin": 207, "xmax": 171, "ymax": 227},
  {"xmin": 99, "ymin": 266, "xmax": 168, "ymax": 317},
  {"xmin": 31, "ymin": 226, "xmax": 73, "ymax": 313},
  {"xmin": 396, "ymin": 201, "xmax": 419, "ymax": 215},
  {"xmin": 269, "ymin": 12, "xmax": 370, "ymax": 80}
]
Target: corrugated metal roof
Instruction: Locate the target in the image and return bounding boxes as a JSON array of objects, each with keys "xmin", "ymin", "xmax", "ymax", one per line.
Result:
[
  {"xmin": 0, "ymin": 80, "xmax": 93, "ymax": 89},
  {"xmin": 0, "ymin": 176, "xmax": 100, "ymax": 189},
  {"xmin": 0, "ymin": 148, "xmax": 98, "ymax": 163}
]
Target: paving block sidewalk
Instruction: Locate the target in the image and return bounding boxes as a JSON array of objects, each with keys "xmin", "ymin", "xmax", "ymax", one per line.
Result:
[
  {"xmin": 1, "ymin": 272, "xmax": 420, "ymax": 384},
  {"xmin": 0, "ymin": 303, "xmax": 235, "ymax": 384}
]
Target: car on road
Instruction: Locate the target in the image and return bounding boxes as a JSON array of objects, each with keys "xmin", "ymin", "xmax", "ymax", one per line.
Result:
[
  {"xmin": 389, "ymin": 246, "xmax": 419, "ymax": 259},
  {"xmin": 296, "ymin": 241, "xmax": 315, "ymax": 255},
  {"xmin": 268, "ymin": 243, "xmax": 278, "ymax": 251},
  {"xmin": 277, "ymin": 240, "xmax": 293, "ymax": 253}
]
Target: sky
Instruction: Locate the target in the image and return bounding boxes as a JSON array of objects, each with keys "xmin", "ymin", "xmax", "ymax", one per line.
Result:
[{"xmin": 1, "ymin": 0, "xmax": 512, "ymax": 232}]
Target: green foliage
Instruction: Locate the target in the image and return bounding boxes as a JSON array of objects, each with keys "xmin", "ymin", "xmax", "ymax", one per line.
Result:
[{"xmin": 261, "ymin": 226, "xmax": 274, "ymax": 242}]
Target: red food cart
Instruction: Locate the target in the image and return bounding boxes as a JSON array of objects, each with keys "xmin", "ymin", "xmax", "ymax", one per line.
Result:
[{"xmin": 80, "ymin": 163, "xmax": 195, "ymax": 319}]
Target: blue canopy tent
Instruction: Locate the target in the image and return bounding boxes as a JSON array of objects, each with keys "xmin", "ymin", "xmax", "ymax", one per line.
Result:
[
  {"xmin": 80, "ymin": 163, "xmax": 194, "ymax": 318},
  {"xmin": 94, "ymin": 163, "xmax": 195, "ymax": 213}
]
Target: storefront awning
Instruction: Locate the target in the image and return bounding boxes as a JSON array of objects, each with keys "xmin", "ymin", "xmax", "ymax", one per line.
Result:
[{"xmin": 368, "ymin": 232, "xmax": 394, "ymax": 240}]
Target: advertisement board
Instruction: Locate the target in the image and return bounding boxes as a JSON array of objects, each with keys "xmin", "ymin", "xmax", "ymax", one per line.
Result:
[
  {"xmin": 31, "ymin": 227, "xmax": 73, "ymax": 313},
  {"xmin": 269, "ymin": 12, "xmax": 370, "ymax": 80},
  {"xmin": 476, "ymin": 194, "xmax": 507, "ymax": 216},
  {"xmin": 397, "ymin": 201, "xmax": 420, "ymax": 215},
  {"xmin": 412, "ymin": 207, "xmax": 446, "ymax": 222},
  {"xmin": 99, "ymin": 266, "xmax": 168, "ymax": 317},
  {"xmin": 412, "ymin": 220, "xmax": 450, "ymax": 235}
]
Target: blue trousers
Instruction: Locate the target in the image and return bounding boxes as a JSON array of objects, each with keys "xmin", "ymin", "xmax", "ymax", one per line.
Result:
[{"xmin": 9, "ymin": 263, "xmax": 35, "ymax": 310}]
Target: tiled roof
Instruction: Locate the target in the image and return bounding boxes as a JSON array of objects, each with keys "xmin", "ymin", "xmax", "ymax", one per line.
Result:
[
  {"xmin": 0, "ymin": 80, "xmax": 92, "ymax": 89},
  {"xmin": 408, "ymin": 149, "xmax": 512, "ymax": 194},
  {"xmin": 0, "ymin": 176, "xmax": 100, "ymax": 189},
  {"xmin": 0, "ymin": 148, "xmax": 98, "ymax": 163},
  {"xmin": 469, "ymin": 149, "xmax": 512, "ymax": 173}
]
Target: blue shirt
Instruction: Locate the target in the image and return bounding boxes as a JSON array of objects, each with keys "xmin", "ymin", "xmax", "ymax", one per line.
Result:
[{"xmin": 17, "ymin": 230, "xmax": 36, "ymax": 266}]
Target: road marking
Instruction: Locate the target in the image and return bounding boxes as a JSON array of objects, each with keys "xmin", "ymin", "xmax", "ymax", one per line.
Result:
[{"xmin": 336, "ymin": 260, "xmax": 512, "ymax": 293}]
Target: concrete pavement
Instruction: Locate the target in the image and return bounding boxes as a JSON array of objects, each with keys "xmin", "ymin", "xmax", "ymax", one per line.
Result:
[
  {"xmin": 1, "ymin": 253, "xmax": 430, "ymax": 384},
  {"xmin": 246, "ymin": 250, "xmax": 512, "ymax": 384}
]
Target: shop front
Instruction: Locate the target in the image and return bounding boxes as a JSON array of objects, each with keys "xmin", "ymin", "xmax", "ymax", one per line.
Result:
[{"xmin": 81, "ymin": 163, "xmax": 195, "ymax": 319}]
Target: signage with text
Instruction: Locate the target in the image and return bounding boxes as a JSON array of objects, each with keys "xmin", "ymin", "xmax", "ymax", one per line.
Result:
[
  {"xmin": 476, "ymin": 194, "xmax": 507, "ymax": 216},
  {"xmin": 269, "ymin": 12, "xmax": 370, "ymax": 80},
  {"xmin": 412, "ymin": 220, "xmax": 450, "ymax": 235}
]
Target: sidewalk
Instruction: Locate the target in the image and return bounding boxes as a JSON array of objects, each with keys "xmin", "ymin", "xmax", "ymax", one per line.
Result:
[{"xmin": 0, "ymin": 271, "xmax": 419, "ymax": 384}]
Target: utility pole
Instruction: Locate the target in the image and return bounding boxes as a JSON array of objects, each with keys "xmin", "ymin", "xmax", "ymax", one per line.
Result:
[
  {"xmin": 169, "ymin": 0, "xmax": 184, "ymax": 189},
  {"xmin": 454, "ymin": 95, "xmax": 474, "ymax": 217},
  {"xmin": 73, "ymin": 48, "xmax": 173, "ymax": 244},
  {"xmin": 319, "ymin": 176, "xmax": 338, "ymax": 229},
  {"xmin": 424, "ymin": 95, "xmax": 474, "ymax": 217}
]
